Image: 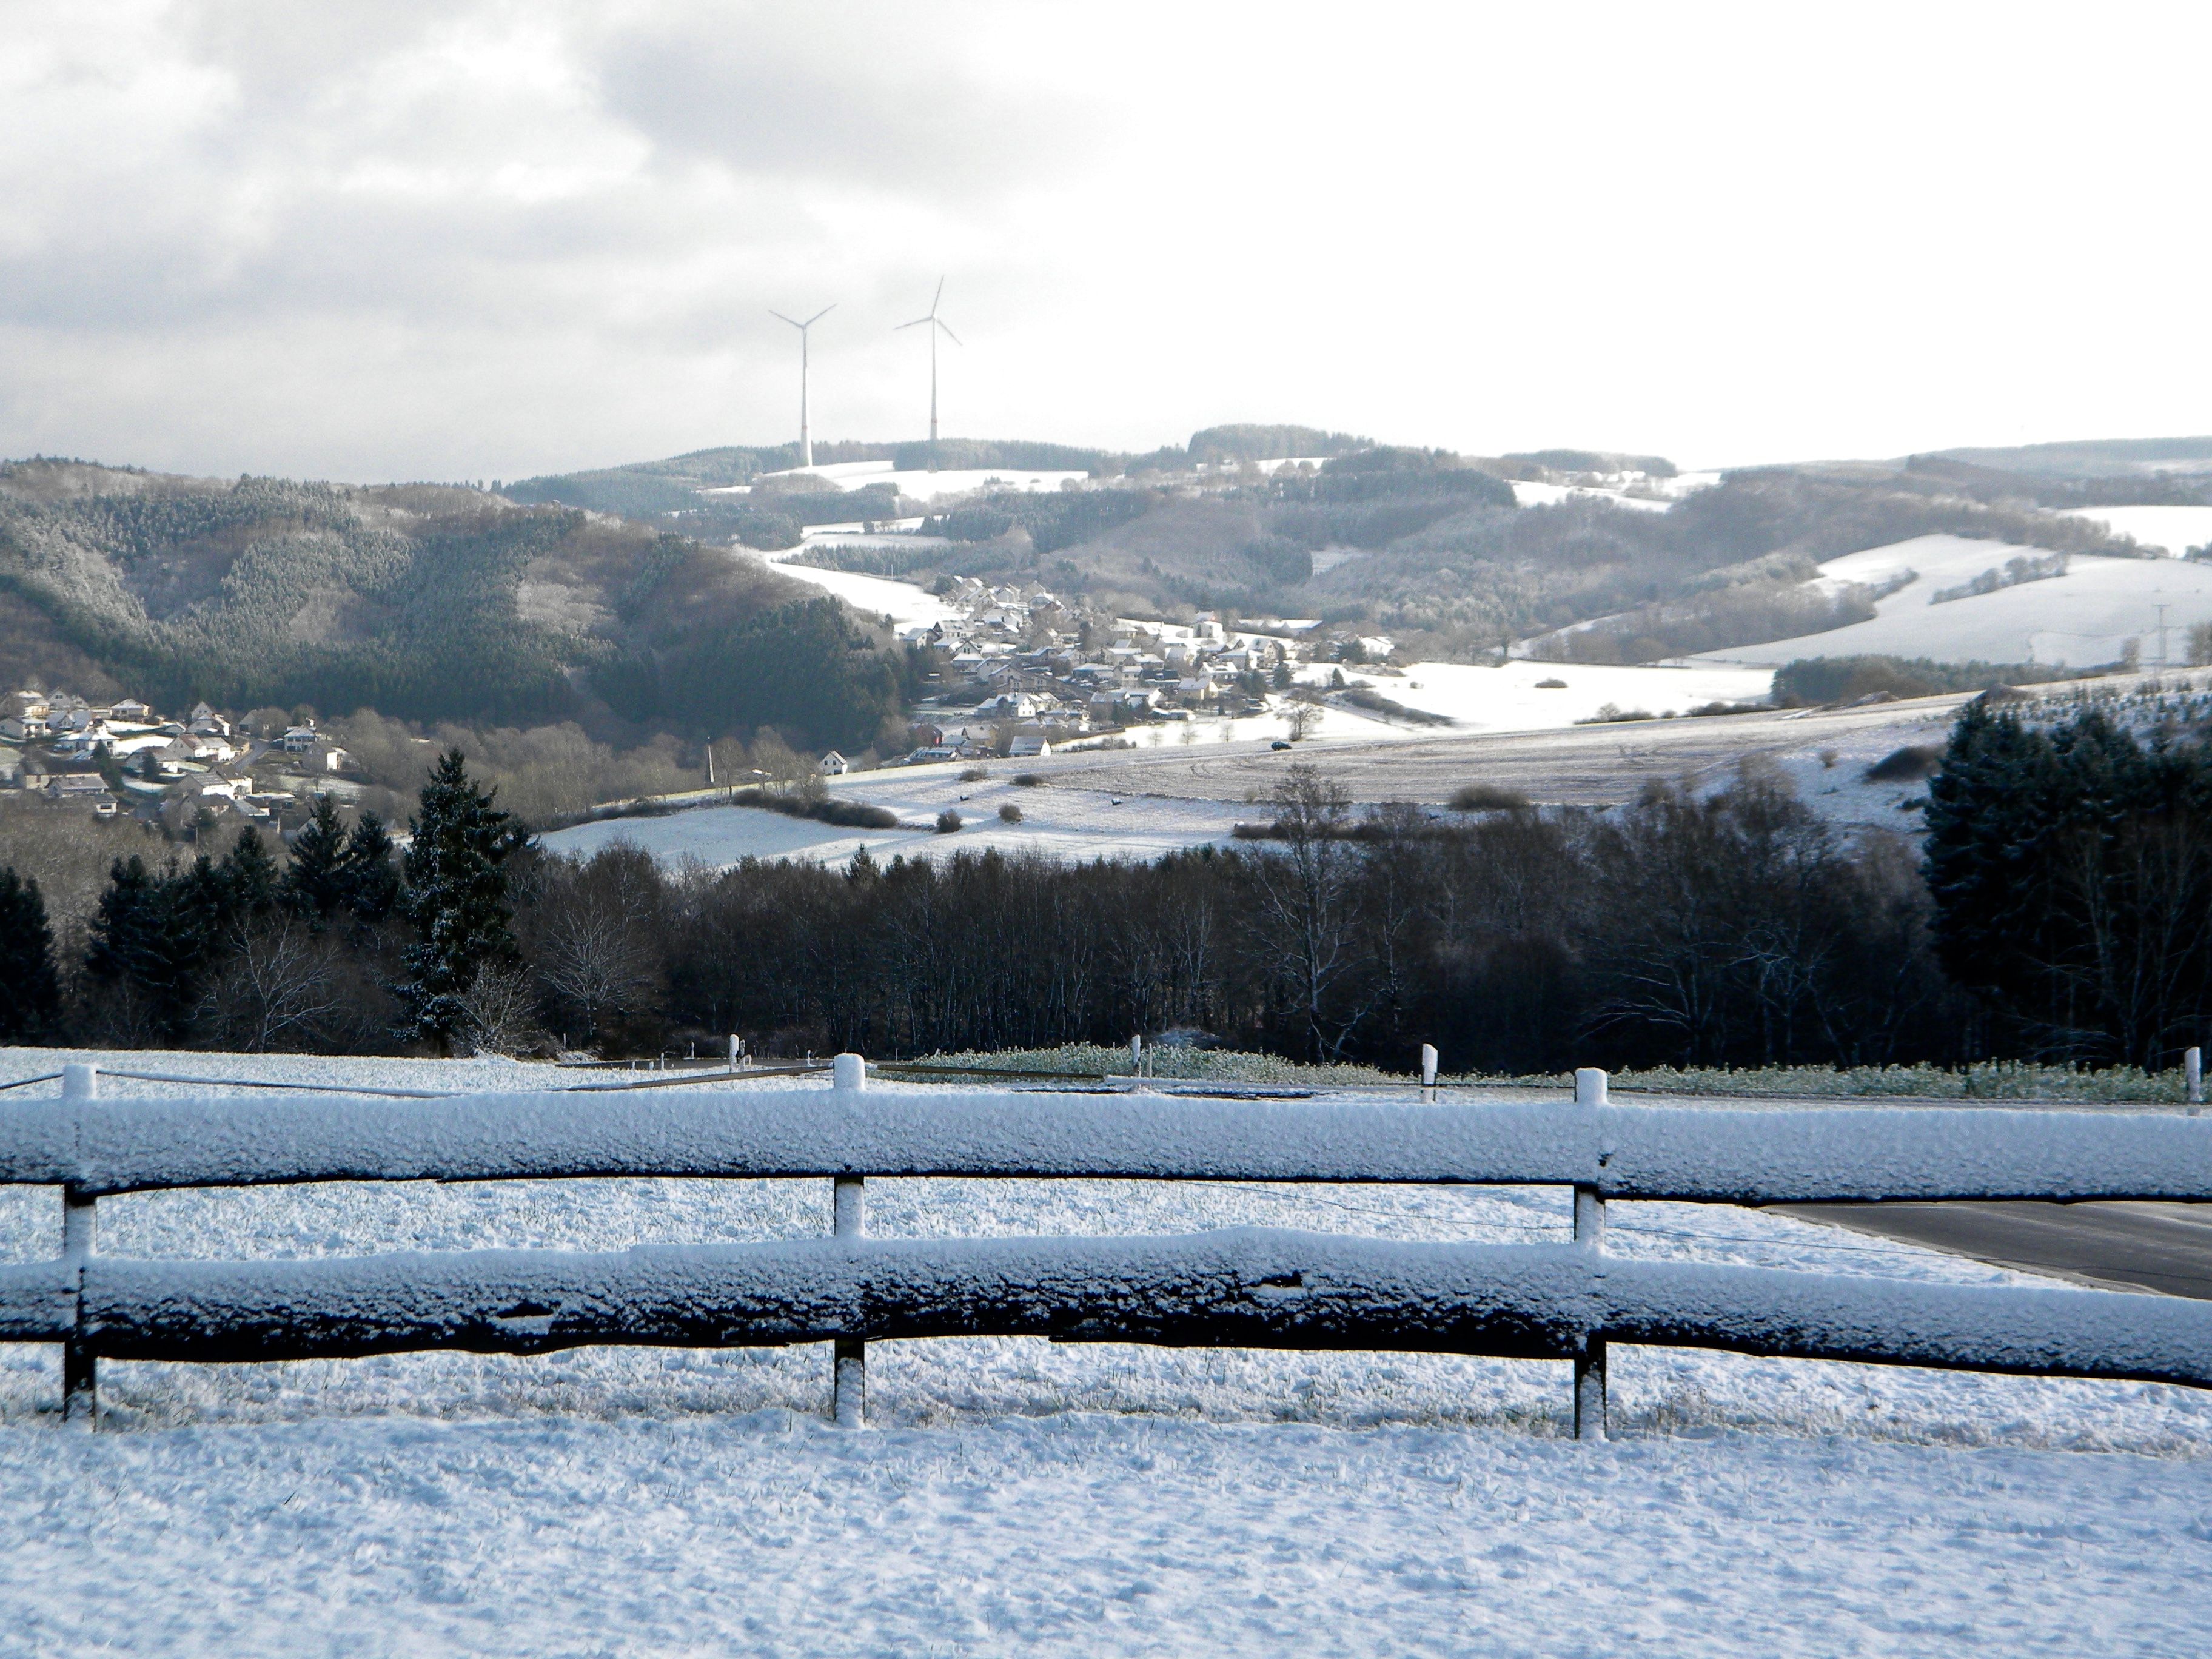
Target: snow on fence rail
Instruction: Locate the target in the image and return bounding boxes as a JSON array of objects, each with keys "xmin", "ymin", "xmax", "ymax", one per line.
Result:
[{"xmin": 5, "ymin": 1059, "xmax": 2212, "ymax": 1437}]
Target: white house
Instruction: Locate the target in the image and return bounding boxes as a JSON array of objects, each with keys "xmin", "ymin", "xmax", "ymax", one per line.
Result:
[
  {"xmin": 818, "ymin": 751, "xmax": 849, "ymax": 776},
  {"xmin": 280, "ymin": 723, "xmax": 318, "ymax": 754},
  {"xmin": 110, "ymin": 697, "xmax": 152, "ymax": 720}
]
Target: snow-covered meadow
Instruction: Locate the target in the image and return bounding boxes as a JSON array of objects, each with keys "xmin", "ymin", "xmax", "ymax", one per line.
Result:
[
  {"xmin": 2, "ymin": 1051, "xmax": 2208, "ymax": 1652},
  {"xmin": 2059, "ymin": 504, "xmax": 2212, "ymax": 558},
  {"xmin": 1332, "ymin": 658, "xmax": 1774, "ymax": 729},
  {"xmin": 1696, "ymin": 534, "xmax": 2212, "ymax": 668},
  {"xmin": 712, "ymin": 458, "xmax": 1091, "ymax": 504},
  {"xmin": 543, "ymin": 777, "xmax": 1253, "ymax": 871}
]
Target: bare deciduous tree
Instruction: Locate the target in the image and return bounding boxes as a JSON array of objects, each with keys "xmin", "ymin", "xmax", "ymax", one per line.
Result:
[{"xmin": 199, "ymin": 914, "xmax": 347, "ymax": 1053}]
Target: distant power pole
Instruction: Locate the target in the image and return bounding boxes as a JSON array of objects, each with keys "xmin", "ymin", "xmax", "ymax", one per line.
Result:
[{"xmin": 2157, "ymin": 603, "xmax": 2171, "ymax": 667}]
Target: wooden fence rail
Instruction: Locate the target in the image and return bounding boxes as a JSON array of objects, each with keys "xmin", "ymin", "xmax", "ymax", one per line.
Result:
[{"xmin": 5, "ymin": 1060, "xmax": 2209, "ymax": 1436}]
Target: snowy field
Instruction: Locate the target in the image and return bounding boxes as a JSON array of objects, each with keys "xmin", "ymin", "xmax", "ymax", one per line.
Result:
[
  {"xmin": 2, "ymin": 1050, "xmax": 2208, "ymax": 1654},
  {"xmin": 1509, "ymin": 479, "xmax": 1672, "ymax": 512},
  {"xmin": 541, "ymin": 657, "xmax": 1776, "ymax": 873},
  {"xmin": 1695, "ymin": 534, "xmax": 2212, "ymax": 668},
  {"xmin": 543, "ymin": 776, "xmax": 1255, "ymax": 871},
  {"xmin": 2059, "ymin": 504, "xmax": 2212, "ymax": 557},
  {"xmin": 750, "ymin": 546, "xmax": 960, "ymax": 631},
  {"xmin": 1353, "ymin": 659, "xmax": 1773, "ymax": 729},
  {"xmin": 710, "ymin": 459, "xmax": 1091, "ymax": 504}
]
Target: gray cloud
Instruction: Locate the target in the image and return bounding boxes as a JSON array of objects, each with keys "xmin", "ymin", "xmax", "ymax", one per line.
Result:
[
  {"xmin": 591, "ymin": 5, "xmax": 1091, "ymax": 195},
  {"xmin": 2, "ymin": 2, "xmax": 2208, "ymax": 482}
]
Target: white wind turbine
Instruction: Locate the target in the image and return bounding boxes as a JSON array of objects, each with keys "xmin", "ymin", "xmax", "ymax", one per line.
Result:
[
  {"xmin": 769, "ymin": 303, "xmax": 835, "ymax": 469},
  {"xmin": 895, "ymin": 278, "xmax": 961, "ymax": 471}
]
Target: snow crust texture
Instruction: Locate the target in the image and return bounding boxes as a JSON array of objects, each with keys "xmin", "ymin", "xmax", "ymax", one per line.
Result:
[
  {"xmin": 4, "ymin": 1416, "xmax": 2210, "ymax": 1657},
  {"xmin": 5, "ymin": 1088, "xmax": 2207, "ymax": 1203},
  {"xmin": 10, "ymin": 1230, "xmax": 2207, "ymax": 1390},
  {"xmin": 7, "ymin": 1055, "xmax": 2212, "ymax": 1654}
]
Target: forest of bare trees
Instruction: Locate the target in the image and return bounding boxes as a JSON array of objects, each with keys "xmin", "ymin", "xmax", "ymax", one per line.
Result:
[{"xmin": 7, "ymin": 701, "xmax": 2209, "ymax": 1073}]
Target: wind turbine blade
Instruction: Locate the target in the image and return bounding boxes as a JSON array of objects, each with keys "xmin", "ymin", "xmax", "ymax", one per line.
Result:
[
  {"xmin": 769, "ymin": 310, "xmax": 803, "ymax": 329},
  {"xmin": 931, "ymin": 276, "xmax": 945, "ymax": 314},
  {"xmin": 936, "ymin": 318, "xmax": 964, "ymax": 347},
  {"xmin": 804, "ymin": 304, "xmax": 837, "ymax": 327},
  {"xmin": 895, "ymin": 315, "xmax": 933, "ymax": 330}
]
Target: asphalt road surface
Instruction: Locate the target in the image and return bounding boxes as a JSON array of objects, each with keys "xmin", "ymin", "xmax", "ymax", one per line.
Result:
[{"xmin": 1778, "ymin": 1201, "xmax": 2212, "ymax": 1299}]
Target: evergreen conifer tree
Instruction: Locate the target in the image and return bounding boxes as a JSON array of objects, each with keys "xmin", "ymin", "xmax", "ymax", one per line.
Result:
[
  {"xmin": 87, "ymin": 855, "xmax": 204, "ymax": 1041},
  {"xmin": 221, "ymin": 826, "xmax": 280, "ymax": 915},
  {"xmin": 284, "ymin": 795, "xmax": 350, "ymax": 918},
  {"xmin": 340, "ymin": 812, "xmax": 402, "ymax": 921},
  {"xmin": 0, "ymin": 867, "xmax": 60, "ymax": 1041},
  {"xmin": 397, "ymin": 751, "xmax": 526, "ymax": 1050}
]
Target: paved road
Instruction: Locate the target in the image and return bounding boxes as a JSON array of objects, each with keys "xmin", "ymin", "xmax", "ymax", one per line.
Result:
[{"xmin": 1778, "ymin": 1201, "xmax": 2212, "ymax": 1299}]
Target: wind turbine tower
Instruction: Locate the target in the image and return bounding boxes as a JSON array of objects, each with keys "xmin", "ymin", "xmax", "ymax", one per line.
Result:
[
  {"xmin": 770, "ymin": 304, "xmax": 834, "ymax": 469},
  {"xmin": 895, "ymin": 278, "xmax": 961, "ymax": 471}
]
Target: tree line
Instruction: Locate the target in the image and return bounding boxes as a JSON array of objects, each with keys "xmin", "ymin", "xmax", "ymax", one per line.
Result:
[{"xmin": 2, "ymin": 703, "xmax": 2207, "ymax": 1072}]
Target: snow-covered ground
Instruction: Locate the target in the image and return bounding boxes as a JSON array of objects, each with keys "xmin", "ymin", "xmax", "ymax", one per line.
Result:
[
  {"xmin": 542, "ymin": 660, "xmax": 1781, "ymax": 873},
  {"xmin": 750, "ymin": 547, "xmax": 959, "ymax": 631},
  {"xmin": 1510, "ymin": 479, "xmax": 1673, "ymax": 512},
  {"xmin": 2, "ymin": 1050, "xmax": 2208, "ymax": 1654},
  {"xmin": 709, "ymin": 459, "xmax": 1090, "ymax": 504},
  {"xmin": 2059, "ymin": 504, "xmax": 2212, "ymax": 557},
  {"xmin": 543, "ymin": 777, "xmax": 1255, "ymax": 871},
  {"xmin": 1343, "ymin": 659, "xmax": 1774, "ymax": 729},
  {"xmin": 1695, "ymin": 534, "xmax": 2212, "ymax": 668}
]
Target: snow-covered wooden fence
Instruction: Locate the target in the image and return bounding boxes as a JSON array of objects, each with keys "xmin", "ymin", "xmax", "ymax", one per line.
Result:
[{"xmin": 5, "ymin": 1059, "xmax": 2211, "ymax": 1436}]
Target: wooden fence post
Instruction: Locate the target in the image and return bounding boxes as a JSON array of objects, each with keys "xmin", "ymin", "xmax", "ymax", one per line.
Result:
[
  {"xmin": 831, "ymin": 1052, "xmax": 866, "ymax": 1427},
  {"xmin": 61, "ymin": 1063, "xmax": 98, "ymax": 1430},
  {"xmin": 1572, "ymin": 1067, "xmax": 1608, "ymax": 1442},
  {"xmin": 1420, "ymin": 1044, "xmax": 1438, "ymax": 1102}
]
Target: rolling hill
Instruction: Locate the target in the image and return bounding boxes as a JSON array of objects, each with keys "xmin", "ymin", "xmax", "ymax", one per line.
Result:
[{"xmin": 0, "ymin": 459, "xmax": 908, "ymax": 751}]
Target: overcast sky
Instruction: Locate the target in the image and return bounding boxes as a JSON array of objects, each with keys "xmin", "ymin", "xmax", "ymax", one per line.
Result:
[{"xmin": 3, "ymin": 1, "xmax": 2207, "ymax": 483}]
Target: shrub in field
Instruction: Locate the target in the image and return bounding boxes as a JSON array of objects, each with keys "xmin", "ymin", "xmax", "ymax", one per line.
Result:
[
  {"xmin": 998, "ymin": 803, "xmax": 1023, "ymax": 823},
  {"xmin": 1449, "ymin": 783, "xmax": 1530, "ymax": 811},
  {"xmin": 936, "ymin": 809, "xmax": 963, "ymax": 833},
  {"xmin": 1865, "ymin": 745, "xmax": 1942, "ymax": 782}
]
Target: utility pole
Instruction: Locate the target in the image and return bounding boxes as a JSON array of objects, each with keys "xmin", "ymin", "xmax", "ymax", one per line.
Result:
[{"xmin": 2154, "ymin": 603, "xmax": 2171, "ymax": 668}]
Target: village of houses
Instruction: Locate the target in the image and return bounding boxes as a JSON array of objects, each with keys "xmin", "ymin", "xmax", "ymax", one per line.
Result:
[
  {"xmin": 0, "ymin": 585, "xmax": 1378, "ymax": 835},
  {"xmin": 886, "ymin": 576, "xmax": 1372, "ymax": 767},
  {"xmin": 0, "ymin": 689, "xmax": 354, "ymax": 834}
]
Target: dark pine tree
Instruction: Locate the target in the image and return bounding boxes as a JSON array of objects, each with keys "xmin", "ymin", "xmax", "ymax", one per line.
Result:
[
  {"xmin": 397, "ymin": 751, "xmax": 526, "ymax": 1050},
  {"xmin": 0, "ymin": 867, "xmax": 60, "ymax": 1042},
  {"xmin": 221, "ymin": 826, "xmax": 281, "ymax": 916},
  {"xmin": 340, "ymin": 811, "xmax": 402, "ymax": 922},
  {"xmin": 87, "ymin": 856, "xmax": 201, "ymax": 1042},
  {"xmin": 284, "ymin": 795, "xmax": 350, "ymax": 919}
]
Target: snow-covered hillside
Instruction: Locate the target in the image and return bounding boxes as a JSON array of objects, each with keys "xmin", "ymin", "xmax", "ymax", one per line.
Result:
[
  {"xmin": 1695, "ymin": 534, "xmax": 2212, "ymax": 668},
  {"xmin": 747, "ymin": 547, "xmax": 959, "ymax": 631},
  {"xmin": 544, "ymin": 779, "xmax": 1255, "ymax": 871},
  {"xmin": 709, "ymin": 459, "xmax": 1090, "ymax": 504},
  {"xmin": 2, "ymin": 1051, "xmax": 2207, "ymax": 1654},
  {"xmin": 1346, "ymin": 659, "xmax": 1772, "ymax": 729},
  {"xmin": 2059, "ymin": 504, "xmax": 2212, "ymax": 557}
]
